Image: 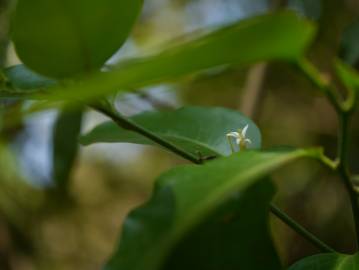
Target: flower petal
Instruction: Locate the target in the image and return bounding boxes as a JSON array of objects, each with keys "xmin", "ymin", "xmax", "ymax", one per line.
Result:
[
  {"xmin": 226, "ymin": 132, "xmax": 239, "ymax": 138},
  {"xmin": 241, "ymin": 124, "xmax": 249, "ymax": 137}
]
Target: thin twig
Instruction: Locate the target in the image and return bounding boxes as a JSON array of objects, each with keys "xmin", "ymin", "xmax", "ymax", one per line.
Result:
[
  {"xmin": 295, "ymin": 58, "xmax": 342, "ymax": 113},
  {"xmin": 297, "ymin": 57, "xmax": 359, "ymax": 249},
  {"xmin": 337, "ymin": 111, "xmax": 359, "ymax": 248},
  {"xmin": 91, "ymin": 102, "xmax": 203, "ymax": 164},
  {"xmin": 270, "ymin": 204, "xmax": 335, "ymax": 253},
  {"xmin": 90, "ymin": 100, "xmax": 336, "ymax": 253}
]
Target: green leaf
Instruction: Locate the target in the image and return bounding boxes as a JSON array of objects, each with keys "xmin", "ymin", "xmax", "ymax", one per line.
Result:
[
  {"xmin": 105, "ymin": 149, "xmax": 318, "ymax": 270},
  {"xmin": 4, "ymin": 65, "xmax": 55, "ymax": 91},
  {"xmin": 335, "ymin": 60, "xmax": 359, "ymax": 90},
  {"xmin": 80, "ymin": 106, "xmax": 261, "ymax": 157},
  {"xmin": 38, "ymin": 11, "xmax": 315, "ymax": 102},
  {"xmin": 161, "ymin": 178, "xmax": 281, "ymax": 270},
  {"xmin": 289, "ymin": 253, "xmax": 359, "ymax": 269},
  {"xmin": 52, "ymin": 107, "xmax": 83, "ymax": 193},
  {"xmin": 335, "ymin": 60, "xmax": 359, "ymax": 108},
  {"xmin": 11, "ymin": 0, "xmax": 143, "ymax": 78}
]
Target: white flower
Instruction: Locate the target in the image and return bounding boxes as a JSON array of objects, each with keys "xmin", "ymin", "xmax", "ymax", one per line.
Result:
[{"xmin": 226, "ymin": 124, "xmax": 252, "ymax": 152}]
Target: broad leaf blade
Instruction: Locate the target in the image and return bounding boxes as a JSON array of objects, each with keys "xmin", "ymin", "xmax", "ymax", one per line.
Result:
[
  {"xmin": 52, "ymin": 108, "xmax": 83, "ymax": 193},
  {"xmin": 80, "ymin": 106, "xmax": 261, "ymax": 156},
  {"xmin": 11, "ymin": 0, "xmax": 143, "ymax": 78},
  {"xmin": 289, "ymin": 253, "xmax": 359, "ymax": 269},
  {"xmin": 39, "ymin": 11, "xmax": 315, "ymax": 102},
  {"xmin": 4, "ymin": 65, "xmax": 55, "ymax": 91},
  {"xmin": 105, "ymin": 149, "xmax": 318, "ymax": 270},
  {"xmin": 162, "ymin": 178, "xmax": 280, "ymax": 270}
]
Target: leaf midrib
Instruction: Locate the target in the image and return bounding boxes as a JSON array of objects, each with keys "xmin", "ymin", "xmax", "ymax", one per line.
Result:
[
  {"xmin": 84, "ymin": 126, "xmax": 225, "ymax": 155},
  {"xmin": 336, "ymin": 254, "xmax": 358, "ymax": 270},
  {"xmin": 159, "ymin": 132, "xmax": 223, "ymax": 155},
  {"xmin": 135, "ymin": 150, "xmax": 311, "ymax": 270}
]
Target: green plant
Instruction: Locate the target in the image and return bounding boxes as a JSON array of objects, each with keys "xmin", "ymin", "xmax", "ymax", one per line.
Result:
[{"xmin": 1, "ymin": 0, "xmax": 359, "ymax": 269}]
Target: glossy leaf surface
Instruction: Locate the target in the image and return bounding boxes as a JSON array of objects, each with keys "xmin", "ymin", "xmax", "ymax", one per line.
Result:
[
  {"xmin": 161, "ymin": 179, "xmax": 280, "ymax": 270},
  {"xmin": 289, "ymin": 253, "xmax": 359, "ymax": 270},
  {"xmin": 81, "ymin": 106, "xmax": 261, "ymax": 156},
  {"xmin": 105, "ymin": 149, "xmax": 317, "ymax": 270}
]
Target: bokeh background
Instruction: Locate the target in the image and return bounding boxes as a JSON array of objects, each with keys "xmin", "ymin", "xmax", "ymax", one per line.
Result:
[{"xmin": 1, "ymin": 0, "xmax": 359, "ymax": 269}]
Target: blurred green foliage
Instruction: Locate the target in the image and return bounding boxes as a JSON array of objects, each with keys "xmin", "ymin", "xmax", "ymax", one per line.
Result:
[
  {"xmin": 0, "ymin": 0, "xmax": 358, "ymax": 270},
  {"xmin": 11, "ymin": 0, "xmax": 143, "ymax": 78}
]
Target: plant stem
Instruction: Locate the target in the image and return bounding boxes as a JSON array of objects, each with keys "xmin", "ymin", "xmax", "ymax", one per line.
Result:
[
  {"xmin": 298, "ymin": 57, "xmax": 359, "ymax": 249},
  {"xmin": 295, "ymin": 58, "xmax": 342, "ymax": 112},
  {"xmin": 91, "ymin": 102, "xmax": 203, "ymax": 165},
  {"xmin": 226, "ymin": 135, "xmax": 236, "ymax": 154},
  {"xmin": 337, "ymin": 112, "xmax": 359, "ymax": 248},
  {"xmin": 269, "ymin": 204, "xmax": 335, "ymax": 253},
  {"xmin": 91, "ymin": 100, "xmax": 336, "ymax": 253}
]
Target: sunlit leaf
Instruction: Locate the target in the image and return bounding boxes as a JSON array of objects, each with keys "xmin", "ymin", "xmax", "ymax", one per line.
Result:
[
  {"xmin": 36, "ymin": 11, "xmax": 315, "ymax": 102},
  {"xmin": 80, "ymin": 106, "xmax": 261, "ymax": 157},
  {"xmin": 105, "ymin": 149, "xmax": 319, "ymax": 270},
  {"xmin": 289, "ymin": 253, "xmax": 359, "ymax": 269},
  {"xmin": 11, "ymin": 0, "xmax": 143, "ymax": 78}
]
